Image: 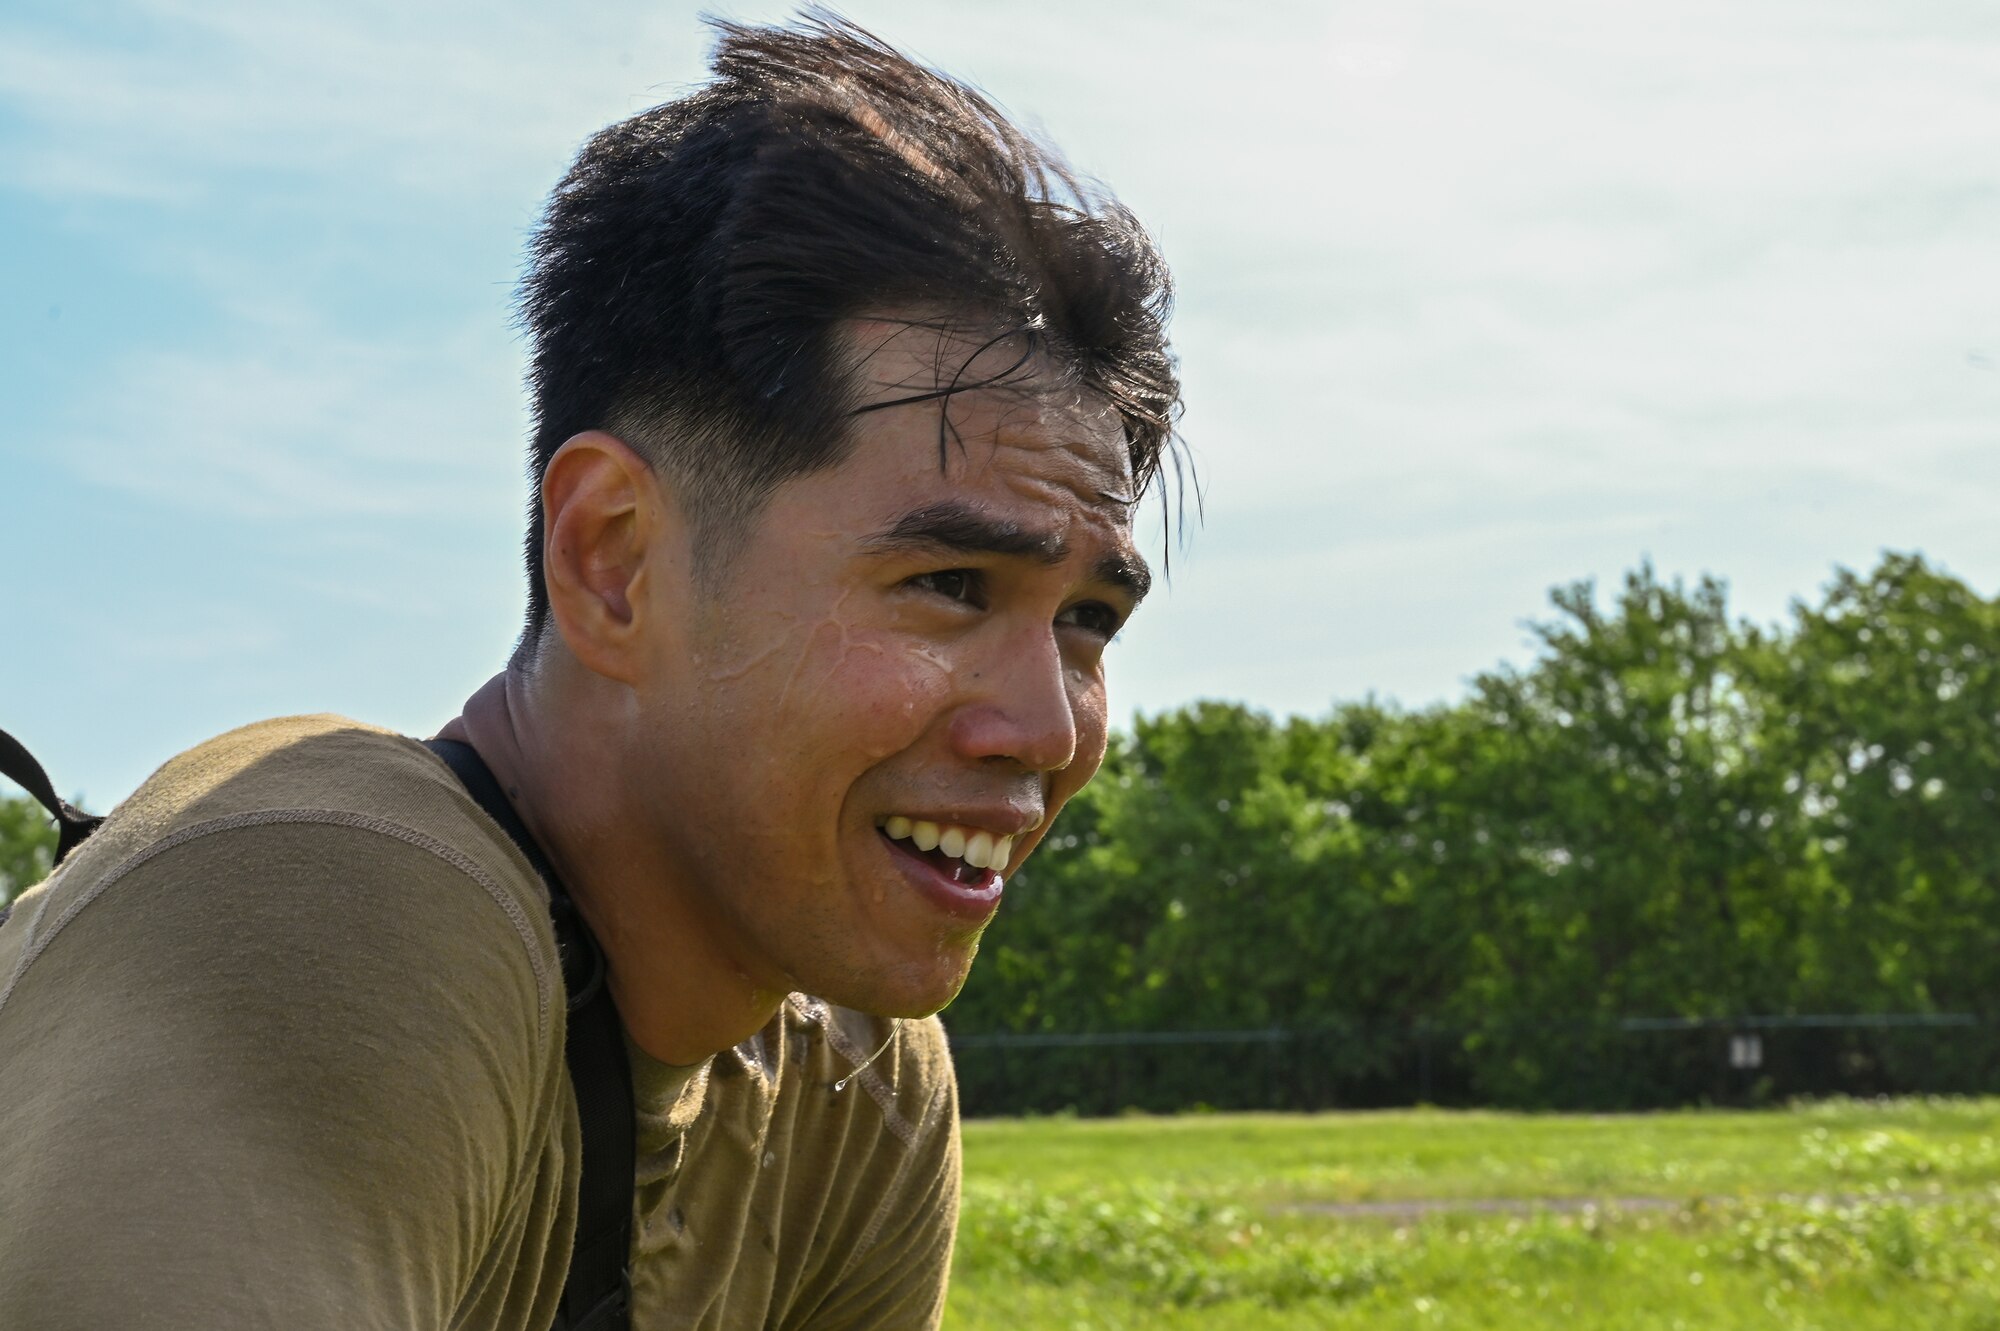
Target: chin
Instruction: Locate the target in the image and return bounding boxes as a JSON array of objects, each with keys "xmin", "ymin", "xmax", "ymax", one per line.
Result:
[{"xmin": 816, "ymin": 948, "xmax": 978, "ymax": 1019}]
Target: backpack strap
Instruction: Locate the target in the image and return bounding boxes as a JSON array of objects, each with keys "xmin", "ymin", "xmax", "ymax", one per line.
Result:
[
  {"xmin": 0, "ymin": 727, "xmax": 104, "ymax": 929},
  {"xmin": 423, "ymin": 738, "xmax": 634, "ymax": 1331},
  {"xmin": 0, "ymin": 727, "xmax": 103, "ymax": 867}
]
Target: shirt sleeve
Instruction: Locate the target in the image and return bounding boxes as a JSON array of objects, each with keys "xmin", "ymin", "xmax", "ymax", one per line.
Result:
[{"xmin": 0, "ymin": 817, "xmax": 567, "ymax": 1331}]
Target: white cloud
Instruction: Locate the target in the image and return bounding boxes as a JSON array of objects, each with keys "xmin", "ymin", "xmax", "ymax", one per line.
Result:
[
  {"xmin": 8, "ymin": 0, "xmax": 2000, "ymax": 765},
  {"xmin": 61, "ymin": 314, "xmax": 527, "ymax": 521},
  {"xmin": 0, "ymin": 0, "xmax": 689, "ymax": 205}
]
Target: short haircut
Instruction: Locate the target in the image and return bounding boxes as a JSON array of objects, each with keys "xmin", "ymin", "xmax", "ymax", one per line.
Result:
[{"xmin": 517, "ymin": 12, "xmax": 1181, "ymax": 646}]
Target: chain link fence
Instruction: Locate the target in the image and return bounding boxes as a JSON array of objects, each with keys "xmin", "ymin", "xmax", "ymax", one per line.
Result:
[{"xmin": 944, "ymin": 1014, "xmax": 1999, "ymax": 1115}]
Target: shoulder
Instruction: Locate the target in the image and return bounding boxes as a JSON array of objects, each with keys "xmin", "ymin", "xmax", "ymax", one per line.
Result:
[
  {"xmin": 1, "ymin": 714, "xmax": 561, "ymax": 1042},
  {"xmin": 41, "ymin": 712, "xmax": 543, "ymax": 912},
  {"xmin": 0, "ymin": 716, "xmax": 576, "ymax": 1329},
  {"xmin": 69, "ymin": 713, "xmax": 524, "ymax": 863}
]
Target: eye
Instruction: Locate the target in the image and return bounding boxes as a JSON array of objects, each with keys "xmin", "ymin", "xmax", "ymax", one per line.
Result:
[
  {"xmin": 908, "ymin": 569, "xmax": 986, "ymax": 607},
  {"xmin": 1057, "ymin": 600, "xmax": 1124, "ymax": 640}
]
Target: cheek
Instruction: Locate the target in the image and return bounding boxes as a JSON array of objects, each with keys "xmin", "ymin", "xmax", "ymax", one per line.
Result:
[
  {"xmin": 782, "ymin": 624, "xmax": 958, "ymax": 765},
  {"xmin": 1046, "ymin": 668, "xmax": 1111, "ymax": 810}
]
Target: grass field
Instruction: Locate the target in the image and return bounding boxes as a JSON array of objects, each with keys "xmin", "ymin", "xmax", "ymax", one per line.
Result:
[{"xmin": 947, "ymin": 1098, "xmax": 2000, "ymax": 1329}]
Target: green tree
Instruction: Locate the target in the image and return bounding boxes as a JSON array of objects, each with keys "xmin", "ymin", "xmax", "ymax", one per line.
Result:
[
  {"xmin": 1, "ymin": 793, "xmax": 57, "ymax": 908},
  {"xmin": 946, "ymin": 732, "xmax": 1147, "ymax": 1034},
  {"xmin": 922, "ymin": 552, "xmax": 2000, "ymax": 1109},
  {"xmin": 1757, "ymin": 553, "xmax": 2000, "ymax": 1014},
  {"xmin": 1429, "ymin": 567, "xmax": 1807, "ymax": 1102}
]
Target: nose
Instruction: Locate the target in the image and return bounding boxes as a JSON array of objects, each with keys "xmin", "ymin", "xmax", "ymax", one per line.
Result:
[{"xmin": 947, "ymin": 628, "xmax": 1079, "ymax": 773}]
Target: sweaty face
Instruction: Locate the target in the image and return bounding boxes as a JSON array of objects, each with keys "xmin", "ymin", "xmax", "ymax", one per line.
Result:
[{"xmin": 633, "ymin": 321, "xmax": 1149, "ymax": 1017}]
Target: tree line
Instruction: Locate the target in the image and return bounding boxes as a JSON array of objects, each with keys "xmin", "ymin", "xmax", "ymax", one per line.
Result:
[
  {"xmin": 6, "ymin": 552, "xmax": 1997, "ymax": 1106},
  {"xmin": 946, "ymin": 552, "xmax": 2000, "ymax": 1106}
]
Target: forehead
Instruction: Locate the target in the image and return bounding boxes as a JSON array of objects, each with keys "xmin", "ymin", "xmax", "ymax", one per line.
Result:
[{"xmin": 833, "ymin": 316, "xmax": 1138, "ymax": 524}]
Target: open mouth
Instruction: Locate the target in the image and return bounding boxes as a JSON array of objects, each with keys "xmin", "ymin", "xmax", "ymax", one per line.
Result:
[
  {"xmin": 877, "ymin": 815, "xmax": 1010, "ymax": 901},
  {"xmin": 887, "ymin": 834, "xmax": 993, "ymax": 887}
]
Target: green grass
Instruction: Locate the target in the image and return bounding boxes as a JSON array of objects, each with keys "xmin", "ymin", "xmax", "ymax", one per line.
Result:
[{"xmin": 948, "ymin": 1098, "xmax": 2000, "ymax": 1329}]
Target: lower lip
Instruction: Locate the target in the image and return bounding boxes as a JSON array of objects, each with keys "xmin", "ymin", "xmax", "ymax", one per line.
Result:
[{"xmin": 880, "ymin": 833, "xmax": 1005, "ymax": 924}]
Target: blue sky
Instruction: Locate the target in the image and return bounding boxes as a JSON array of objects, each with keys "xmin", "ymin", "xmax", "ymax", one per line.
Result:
[{"xmin": 4, "ymin": 0, "xmax": 1998, "ymax": 804}]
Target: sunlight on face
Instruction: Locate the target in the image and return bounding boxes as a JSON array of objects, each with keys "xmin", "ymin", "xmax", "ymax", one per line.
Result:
[{"xmin": 627, "ymin": 317, "xmax": 1147, "ymax": 1018}]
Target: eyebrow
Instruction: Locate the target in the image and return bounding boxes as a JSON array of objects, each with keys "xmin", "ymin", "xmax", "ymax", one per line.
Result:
[{"xmin": 864, "ymin": 501, "xmax": 1153, "ymax": 603}]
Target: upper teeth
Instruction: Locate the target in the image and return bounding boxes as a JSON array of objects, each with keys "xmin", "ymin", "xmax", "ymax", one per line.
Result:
[{"xmin": 882, "ymin": 816, "xmax": 1014, "ymax": 872}]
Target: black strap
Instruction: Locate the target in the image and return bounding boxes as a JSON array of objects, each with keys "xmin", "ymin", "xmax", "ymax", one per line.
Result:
[
  {"xmin": 0, "ymin": 727, "xmax": 103, "ymax": 867},
  {"xmin": 423, "ymin": 739, "xmax": 634, "ymax": 1331}
]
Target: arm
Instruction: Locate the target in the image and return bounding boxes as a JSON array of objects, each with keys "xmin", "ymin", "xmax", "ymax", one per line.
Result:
[{"xmin": 0, "ymin": 817, "xmax": 566, "ymax": 1331}]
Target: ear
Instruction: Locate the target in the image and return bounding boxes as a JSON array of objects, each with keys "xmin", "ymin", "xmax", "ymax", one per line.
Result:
[{"xmin": 540, "ymin": 430, "xmax": 689, "ymax": 685}]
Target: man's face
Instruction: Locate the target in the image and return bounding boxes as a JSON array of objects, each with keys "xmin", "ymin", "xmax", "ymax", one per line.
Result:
[{"xmin": 630, "ymin": 320, "xmax": 1149, "ymax": 1017}]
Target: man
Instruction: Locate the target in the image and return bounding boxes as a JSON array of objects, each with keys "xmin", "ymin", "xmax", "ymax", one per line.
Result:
[{"xmin": 0, "ymin": 14, "xmax": 1179, "ymax": 1328}]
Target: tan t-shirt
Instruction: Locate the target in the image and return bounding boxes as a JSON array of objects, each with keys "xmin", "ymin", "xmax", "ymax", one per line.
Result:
[{"xmin": 0, "ymin": 715, "xmax": 959, "ymax": 1330}]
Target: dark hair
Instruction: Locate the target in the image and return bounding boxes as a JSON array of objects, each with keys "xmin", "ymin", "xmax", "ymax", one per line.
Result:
[{"xmin": 517, "ymin": 11, "xmax": 1181, "ymax": 645}]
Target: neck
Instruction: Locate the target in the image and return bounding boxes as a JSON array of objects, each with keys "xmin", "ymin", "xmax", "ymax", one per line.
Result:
[{"xmin": 435, "ymin": 664, "xmax": 787, "ymax": 1067}]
